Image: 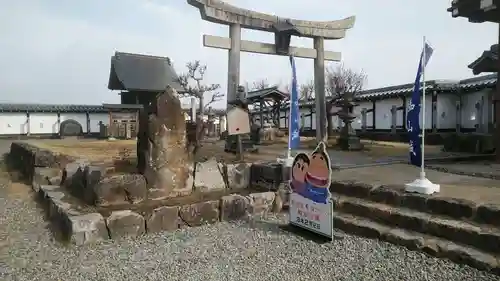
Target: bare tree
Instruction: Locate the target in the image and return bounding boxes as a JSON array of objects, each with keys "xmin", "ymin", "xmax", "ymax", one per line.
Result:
[
  {"xmin": 178, "ymin": 60, "xmax": 223, "ymax": 149},
  {"xmin": 299, "ymin": 79, "xmax": 315, "ymax": 101},
  {"xmin": 245, "ymin": 79, "xmax": 270, "ymax": 91},
  {"xmin": 325, "ymin": 63, "xmax": 366, "ymax": 137}
]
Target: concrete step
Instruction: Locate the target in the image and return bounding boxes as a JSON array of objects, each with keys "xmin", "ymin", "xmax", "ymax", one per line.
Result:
[
  {"xmin": 332, "ymin": 211, "xmax": 500, "ymax": 274},
  {"xmin": 330, "ymin": 181, "xmax": 500, "ymax": 227},
  {"xmin": 333, "ymin": 194, "xmax": 500, "ymax": 255}
]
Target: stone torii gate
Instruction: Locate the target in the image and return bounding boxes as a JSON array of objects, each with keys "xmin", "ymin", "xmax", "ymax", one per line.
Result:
[{"xmin": 187, "ymin": 0, "xmax": 355, "ymax": 142}]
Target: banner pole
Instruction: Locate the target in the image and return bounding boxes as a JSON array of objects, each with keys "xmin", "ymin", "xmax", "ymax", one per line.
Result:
[{"xmin": 420, "ymin": 36, "xmax": 426, "ymax": 179}]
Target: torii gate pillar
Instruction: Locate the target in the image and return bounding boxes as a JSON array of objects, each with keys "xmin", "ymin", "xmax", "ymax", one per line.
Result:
[
  {"xmin": 314, "ymin": 37, "xmax": 327, "ymax": 141},
  {"xmin": 227, "ymin": 24, "xmax": 241, "ymax": 106}
]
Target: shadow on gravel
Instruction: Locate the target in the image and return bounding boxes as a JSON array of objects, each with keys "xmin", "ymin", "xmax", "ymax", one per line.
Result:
[
  {"xmin": 0, "ymin": 152, "xmax": 64, "ymax": 243},
  {"xmin": 242, "ymin": 218, "xmax": 341, "ymax": 244},
  {"xmin": 0, "ymin": 152, "xmax": 29, "ymax": 185}
]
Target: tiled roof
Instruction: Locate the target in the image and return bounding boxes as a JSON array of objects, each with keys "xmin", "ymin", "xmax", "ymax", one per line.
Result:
[
  {"xmin": 0, "ymin": 102, "xmax": 227, "ymax": 116},
  {"xmin": 246, "ymin": 86, "xmax": 289, "ymax": 102},
  {"xmin": 0, "ymin": 104, "xmax": 108, "ymax": 113},
  {"xmin": 459, "ymin": 73, "xmax": 497, "ymax": 90},
  {"xmin": 468, "ymin": 44, "xmax": 498, "ymax": 75},
  {"xmin": 250, "ymin": 74, "xmax": 497, "ymax": 113},
  {"xmin": 108, "ymin": 52, "xmax": 184, "ymax": 93}
]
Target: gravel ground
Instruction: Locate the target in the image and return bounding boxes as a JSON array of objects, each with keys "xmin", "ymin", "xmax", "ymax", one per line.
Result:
[{"xmin": 1, "ymin": 177, "xmax": 499, "ymax": 281}]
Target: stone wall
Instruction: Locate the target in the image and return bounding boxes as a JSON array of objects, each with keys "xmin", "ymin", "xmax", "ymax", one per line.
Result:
[
  {"xmin": 8, "ymin": 142, "xmax": 73, "ymax": 181},
  {"xmin": 34, "ymin": 172, "xmax": 284, "ymax": 245},
  {"xmin": 10, "ymin": 141, "xmax": 289, "ymax": 245}
]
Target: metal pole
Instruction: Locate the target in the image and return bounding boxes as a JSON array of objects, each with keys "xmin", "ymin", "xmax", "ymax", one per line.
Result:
[{"xmin": 421, "ymin": 36, "xmax": 426, "ymax": 179}]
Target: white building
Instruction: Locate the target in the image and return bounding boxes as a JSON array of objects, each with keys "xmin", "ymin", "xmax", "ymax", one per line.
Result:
[
  {"xmin": 250, "ymin": 74, "xmax": 496, "ymax": 135},
  {"xmin": 0, "ymin": 74, "xmax": 494, "ymax": 138}
]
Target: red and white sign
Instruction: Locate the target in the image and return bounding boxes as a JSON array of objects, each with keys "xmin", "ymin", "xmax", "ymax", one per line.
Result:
[
  {"xmin": 288, "ymin": 141, "xmax": 334, "ymax": 239},
  {"xmin": 289, "ymin": 193, "xmax": 333, "ymax": 238}
]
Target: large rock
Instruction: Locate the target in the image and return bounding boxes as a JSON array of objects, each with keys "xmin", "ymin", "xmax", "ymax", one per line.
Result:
[
  {"xmin": 32, "ymin": 167, "xmax": 59, "ymax": 192},
  {"xmin": 93, "ymin": 174, "xmax": 147, "ymax": 206},
  {"xmin": 220, "ymin": 194, "xmax": 250, "ymax": 221},
  {"xmin": 476, "ymin": 204, "xmax": 500, "ymax": 226},
  {"xmin": 83, "ymin": 165, "xmax": 107, "ymax": 202},
  {"xmin": 137, "ymin": 86, "xmax": 193, "ymax": 198},
  {"xmin": 194, "ymin": 158, "xmax": 225, "ymax": 192},
  {"xmin": 247, "ymin": 192, "xmax": 275, "ymax": 218},
  {"xmin": 179, "ymin": 200, "xmax": 220, "ymax": 226},
  {"xmin": 64, "ymin": 213, "xmax": 109, "ymax": 245},
  {"xmin": 226, "ymin": 163, "xmax": 251, "ymax": 190},
  {"xmin": 146, "ymin": 206, "xmax": 180, "ymax": 233},
  {"xmin": 61, "ymin": 160, "xmax": 90, "ymax": 198},
  {"xmin": 106, "ymin": 210, "xmax": 145, "ymax": 238},
  {"xmin": 276, "ymin": 184, "xmax": 291, "ymax": 209},
  {"xmin": 249, "ymin": 162, "xmax": 283, "ymax": 191}
]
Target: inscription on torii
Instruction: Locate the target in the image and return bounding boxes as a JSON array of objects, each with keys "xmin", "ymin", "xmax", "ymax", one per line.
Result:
[{"xmin": 187, "ymin": 0, "xmax": 355, "ymax": 142}]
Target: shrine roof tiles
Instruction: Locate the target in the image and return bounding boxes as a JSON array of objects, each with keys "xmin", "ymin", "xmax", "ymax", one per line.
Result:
[
  {"xmin": 0, "ymin": 104, "xmax": 108, "ymax": 113},
  {"xmin": 107, "ymin": 52, "xmax": 184, "ymax": 93},
  {"xmin": 246, "ymin": 86, "xmax": 289, "ymax": 102},
  {"xmin": 459, "ymin": 73, "xmax": 497, "ymax": 90},
  {"xmin": 468, "ymin": 44, "xmax": 498, "ymax": 75},
  {"xmin": 256, "ymin": 74, "xmax": 497, "ymax": 112}
]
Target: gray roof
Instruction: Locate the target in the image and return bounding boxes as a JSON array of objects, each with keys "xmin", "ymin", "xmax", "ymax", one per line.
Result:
[
  {"xmin": 102, "ymin": 103, "xmax": 144, "ymax": 110},
  {"xmin": 0, "ymin": 104, "xmax": 108, "ymax": 113},
  {"xmin": 250, "ymin": 74, "xmax": 497, "ymax": 113},
  {"xmin": 246, "ymin": 86, "xmax": 289, "ymax": 102},
  {"xmin": 468, "ymin": 44, "xmax": 498, "ymax": 75},
  {"xmin": 459, "ymin": 73, "xmax": 497, "ymax": 90},
  {"xmin": 108, "ymin": 52, "xmax": 184, "ymax": 93}
]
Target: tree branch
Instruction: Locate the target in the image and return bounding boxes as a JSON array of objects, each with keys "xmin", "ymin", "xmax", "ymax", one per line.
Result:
[{"xmin": 325, "ymin": 63, "xmax": 367, "ymax": 114}]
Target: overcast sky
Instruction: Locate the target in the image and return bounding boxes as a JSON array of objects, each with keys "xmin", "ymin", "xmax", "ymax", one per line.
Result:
[{"xmin": 0, "ymin": 0, "xmax": 497, "ymax": 108}]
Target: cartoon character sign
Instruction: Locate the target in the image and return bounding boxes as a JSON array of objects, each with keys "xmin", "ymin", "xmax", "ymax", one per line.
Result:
[{"xmin": 290, "ymin": 142, "xmax": 332, "ymax": 204}]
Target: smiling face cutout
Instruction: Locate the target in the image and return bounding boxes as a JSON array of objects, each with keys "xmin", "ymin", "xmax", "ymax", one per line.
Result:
[
  {"xmin": 291, "ymin": 153, "xmax": 309, "ymax": 183},
  {"xmin": 305, "ymin": 142, "xmax": 331, "ymax": 189}
]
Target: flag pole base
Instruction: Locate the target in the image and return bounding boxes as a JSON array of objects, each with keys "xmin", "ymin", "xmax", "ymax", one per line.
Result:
[
  {"xmin": 404, "ymin": 177, "xmax": 440, "ymax": 195},
  {"xmin": 277, "ymin": 149, "xmax": 294, "ymax": 167},
  {"xmin": 277, "ymin": 156, "xmax": 295, "ymax": 167}
]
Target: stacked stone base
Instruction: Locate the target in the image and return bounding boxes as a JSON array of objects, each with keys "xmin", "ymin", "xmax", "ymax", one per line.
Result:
[
  {"xmin": 330, "ymin": 181, "xmax": 500, "ymax": 274},
  {"xmin": 9, "ymin": 141, "xmax": 288, "ymax": 246},
  {"xmin": 35, "ymin": 176, "xmax": 285, "ymax": 245}
]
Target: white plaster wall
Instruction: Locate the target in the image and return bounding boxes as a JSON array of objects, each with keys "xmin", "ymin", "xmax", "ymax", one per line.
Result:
[
  {"xmin": 60, "ymin": 113, "xmax": 88, "ymax": 133},
  {"xmin": 375, "ymin": 98, "xmax": 401, "ymax": 130},
  {"xmin": 404, "ymin": 94, "xmax": 432, "ymax": 129},
  {"xmin": 89, "ymin": 113, "xmax": 109, "ymax": 133},
  {"xmin": 436, "ymin": 93, "xmax": 458, "ymax": 129},
  {"xmin": 29, "ymin": 113, "xmax": 58, "ymax": 134},
  {"xmin": 460, "ymin": 90, "xmax": 489, "ymax": 129},
  {"xmin": 355, "ymin": 101, "xmax": 374, "ymax": 129},
  {"xmin": 0, "ymin": 113, "xmax": 28, "ymax": 135},
  {"xmin": 366, "ymin": 111, "xmax": 373, "ymax": 127}
]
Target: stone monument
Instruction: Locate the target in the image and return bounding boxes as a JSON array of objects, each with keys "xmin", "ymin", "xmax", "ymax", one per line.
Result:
[
  {"xmin": 137, "ymin": 85, "xmax": 193, "ymax": 199},
  {"xmin": 187, "ymin": 0, "xmax": 355, "ymax": 143},
  {"xmin": 335, "ymin": 90, "xmax": 363, "ymax": 150}
]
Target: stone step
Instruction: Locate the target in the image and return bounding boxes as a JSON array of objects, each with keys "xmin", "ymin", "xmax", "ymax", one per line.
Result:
[
  {"xmin": 333, "ymin": 194, "xmax": 500, "ymax": 255},
  {"xmin": 332, "ymin": 211, "xmax": 500, "ymax": 274},
  {"xmin": 330, "ymin": 181, "xmax": 500, "ymax": 227}
]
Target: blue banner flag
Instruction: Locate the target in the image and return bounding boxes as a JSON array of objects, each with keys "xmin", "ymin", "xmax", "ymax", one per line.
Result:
[
  {"xmin": 288, "ymin": 56, "xmax": 300, "ymax": 150},
  {"xmin": 407, "ymin": 43, "xmax": 434, "ymax": 167}
]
